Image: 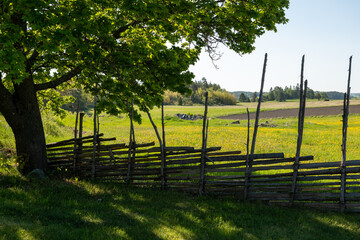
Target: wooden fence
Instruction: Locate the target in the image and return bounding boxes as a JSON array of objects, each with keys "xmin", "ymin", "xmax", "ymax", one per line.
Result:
[
  {"xmin": 46, "ymin": 134, "xmax": 360, "ymax": 212},
  {"xmin": 46, "ymin": 55, "xmax": 359, "ymax": 212}
]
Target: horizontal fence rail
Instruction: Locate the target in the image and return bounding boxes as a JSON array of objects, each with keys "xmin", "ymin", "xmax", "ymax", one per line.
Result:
[{"xmin": 46, "ymin": 134, "xmax": 360, "ymax": 212}]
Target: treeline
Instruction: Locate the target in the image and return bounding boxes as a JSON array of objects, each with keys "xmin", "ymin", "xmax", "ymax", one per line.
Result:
[
  {"xmin": 238, "ymin": 85, "xmax": 330, "ymax": 102},
  {"xmin": 58, "ymin": 78, "xmax": 236, "ymax": 112},
  {"xmin": 163, "ymin": 78, "xmax": 237, "ymax": 105}
]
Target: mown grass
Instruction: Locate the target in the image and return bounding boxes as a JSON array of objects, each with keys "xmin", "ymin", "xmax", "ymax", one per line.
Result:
[{"xmin": 1, "ymin": 101, "xmax": 360, "ymax": 239}]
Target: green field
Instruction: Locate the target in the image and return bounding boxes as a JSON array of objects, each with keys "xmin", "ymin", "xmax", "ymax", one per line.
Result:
[
  {"xmin": 41, "ymin": 100, "xmax": 360, "ymax": 163},
  {"xmin": 1, "ymin": 101, "xmax": 360, "ymax": 239}
]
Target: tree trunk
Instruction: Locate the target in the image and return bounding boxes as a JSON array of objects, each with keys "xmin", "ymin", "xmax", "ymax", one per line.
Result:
[
  {"xmin": 11, "ymin": 107, "xmax": 47, "ymax": 174},
  {"xmin": 0, "ymin": 77, "xmax": 47, "ymax": 174}
]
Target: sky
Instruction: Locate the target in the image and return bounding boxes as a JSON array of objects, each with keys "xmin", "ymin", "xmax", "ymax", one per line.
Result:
[{"xmin": 189, "ymin": 0, "xmax": 360, "ymax": 93}]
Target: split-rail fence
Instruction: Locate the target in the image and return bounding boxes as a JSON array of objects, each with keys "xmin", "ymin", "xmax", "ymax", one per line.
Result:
[
  {"xmin": 46, "ymin": 134, "xmax": 360, "ymax": 213},
  {"xmin": 46, "ymin": 55, "xmax": 359, "ymax": 212}
]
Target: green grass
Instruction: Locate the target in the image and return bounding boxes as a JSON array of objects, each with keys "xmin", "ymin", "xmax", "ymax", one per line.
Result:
[
  {"xmin": 39, "ymin": 103, "xmax": 360, "ymax": 163},
  {"xmin": 2, "ymin": 102, "xmax": 360, "ymax": 239},
  {"xmin": 1, "ymin": 166, "xmax": 360, "ymax": 240}
]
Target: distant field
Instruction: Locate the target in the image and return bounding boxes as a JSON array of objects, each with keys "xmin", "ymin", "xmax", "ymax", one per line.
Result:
[
  {"xmin": 219, "ymin": 105, "xmax": 360, "ymax": 120},
  {"xmin": 236, "ymin": 99, "xmax": 360, "ymax": 110},
  {"xmin": 1, "ymin": 99, "xmax": 360, "ymax": 163},
  {"xmin": 52, "ymin": 101, "xmax": 360, "ymax": 163}
]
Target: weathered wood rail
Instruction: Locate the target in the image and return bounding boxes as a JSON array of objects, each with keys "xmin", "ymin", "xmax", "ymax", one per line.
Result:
[{"xmin": 46, "ymin": 134, "xmax": 360, "ymax": 212}]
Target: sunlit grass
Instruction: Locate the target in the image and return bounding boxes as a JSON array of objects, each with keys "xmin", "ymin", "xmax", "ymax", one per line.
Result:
[
  {"xmin": 1, "ymin": 163, "xmax": 360, "ymax": 239},
  {"xmin": 2, "ymin": 101, "xmax": 360, "ymax": 239},
  {"xmin": 45, "ymin": 105, "xmax": 360, "ymax": 164},
  {"xmin": 2, "ymin": 102, "xmax": 360, "ymax": 165}
]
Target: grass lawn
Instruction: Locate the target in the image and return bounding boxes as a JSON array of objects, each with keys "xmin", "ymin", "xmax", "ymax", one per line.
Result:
[
  {"xmin": 1, "ymin": 101, "xmax": 360, "ymax": 239},
  {"xmin": 1, "ymin": 165, "xmax": 360, "ymax": 240}
]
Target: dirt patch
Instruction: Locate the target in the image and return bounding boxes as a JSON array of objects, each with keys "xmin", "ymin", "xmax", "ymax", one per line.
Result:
[{"xmin": 218, "ymin": 105, "xmax": 360, "ymax": 120}]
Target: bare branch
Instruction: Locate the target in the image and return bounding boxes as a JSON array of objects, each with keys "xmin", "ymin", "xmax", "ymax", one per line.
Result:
[{"xmin": 34, "ymin": 66, "xmax": 82, "ymax": 91}]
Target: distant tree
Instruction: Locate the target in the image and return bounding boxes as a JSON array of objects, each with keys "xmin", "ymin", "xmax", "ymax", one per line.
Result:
[
  {"xmin": 273, "ymin": 87, "xmax": 286, "ymax": 102},
  {"xmin": 201, "ymin": 77, "xmax": 209, "ymax": 89},
  {"xmin": 239, "ymin": 93, "xmax": 250, "ymax": 102},
  {"xmin": 267, "ymin": 87, "xmax": 275, "ymax": 101},
  {"xmin": 320, "ymin": 92, "xmax": 329, "ymax": 101},
  {"xmin": 178, "ymin": 97, "xmax": 183, "ymax": 106},
  {"xmin": 325, "ymin": 91, "xmax": 345, "ymax": 100},
  {"xmin": 306, "ymin": 88, "xmax": 315, "ymax": 99},
  {"xmin": 315, "ymin": 92, "xmax": 322, "ymax": 100},
  {"xmin": 251, "ymin": 92, "xmax": 257, "ymax": 102}
]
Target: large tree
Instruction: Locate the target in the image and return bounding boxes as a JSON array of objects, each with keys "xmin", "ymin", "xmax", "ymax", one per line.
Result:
[{"xmin": 0, "ymin": 0, "xmax": 289, "ymax": 174}]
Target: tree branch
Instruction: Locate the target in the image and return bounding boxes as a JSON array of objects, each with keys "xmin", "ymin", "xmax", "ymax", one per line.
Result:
[
  {"xmin": 27, "ymin": 50, "xmax": 40, "ymax": 68},
  {"xmin": 0, "ymin": 75, "xmax": 16, "ymax": 115},
  {"xmin": 34, "ymin": 66, "xmax": 82, "ymax": 91}
]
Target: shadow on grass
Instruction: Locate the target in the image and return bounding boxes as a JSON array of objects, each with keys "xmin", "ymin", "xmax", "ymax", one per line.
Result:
[{"xmin": 1, "ymin": 173, "xmax": 360, "ymax": 240}]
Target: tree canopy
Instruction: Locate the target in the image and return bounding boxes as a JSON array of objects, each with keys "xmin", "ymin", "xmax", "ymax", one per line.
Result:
[{"xmin": 0, "ymin": 0, "xmax": 289, "ymax": 173}]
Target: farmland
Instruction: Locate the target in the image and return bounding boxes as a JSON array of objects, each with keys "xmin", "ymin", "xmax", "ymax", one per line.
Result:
[
  {"xmin": 43, "ymin": 99, "xmax": 360, "ymax": 163},
  {"xmin": 2, "ymin": 100, "xmax": 360, "ymax": 164},
  {"xmin": 1, "ymin": 100, "xmax": 360, "ymax": 239}
]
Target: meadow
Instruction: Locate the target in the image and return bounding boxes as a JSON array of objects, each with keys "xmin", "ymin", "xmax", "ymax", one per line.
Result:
[
  {"xmin": 1, "ymin": 100, "xmax": 360, "ymax": 239},
  {"xmin": 43, "ymin": 99, "xmax": 360, "ymax": 164}
]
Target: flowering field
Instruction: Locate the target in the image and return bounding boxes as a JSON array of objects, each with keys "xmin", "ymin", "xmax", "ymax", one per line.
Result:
[
  {"xmin": 1, "ymin": 102, "xmax": 359, "ymax": 164},
  {"xmin": 32, "ymin": 102, "xmax": 360, "ymax": 165}
]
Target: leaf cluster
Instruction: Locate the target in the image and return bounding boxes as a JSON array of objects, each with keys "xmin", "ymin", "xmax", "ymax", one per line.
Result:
[{"xmin": 0, "ymin": 0, "xmax": 289, "ymax": 121}]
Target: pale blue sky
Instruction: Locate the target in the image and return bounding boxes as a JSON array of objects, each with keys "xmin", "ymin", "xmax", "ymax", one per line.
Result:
[{"xmin": 190, "ymin": 0, "xmax": 360, "ymax": 93}]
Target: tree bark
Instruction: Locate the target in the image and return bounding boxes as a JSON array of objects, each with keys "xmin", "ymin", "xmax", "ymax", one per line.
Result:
[{"xmin": 0, "ymin": 77, "xmax": 47, "ymax": 174}]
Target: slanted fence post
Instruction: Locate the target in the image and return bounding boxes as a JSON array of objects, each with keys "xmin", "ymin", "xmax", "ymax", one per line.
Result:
[
  {"xmin": 340, "ymin": 56, "xmax": 352, "ymax": 212},
  {"xmin": 290, "ymin": 55, "xmax": 307, "ymax": 206},
  {"xmin": 143, "ymin": 103, "xmax": 164, "ymax": 189},
  {"xmin": 200, "ymin": 91, "xmax": 209, "ymax": 195},
  {"xmin": 244, "ymin": 53, "xmax": 267, "ymax": 200}
]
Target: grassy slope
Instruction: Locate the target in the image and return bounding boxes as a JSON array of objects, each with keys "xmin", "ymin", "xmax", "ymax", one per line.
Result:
[{"xmin": 1, "ymin": 101, "xmax": 360, "ymax": 239}]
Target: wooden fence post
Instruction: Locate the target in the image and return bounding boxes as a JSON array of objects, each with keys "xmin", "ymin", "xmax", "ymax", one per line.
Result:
[
  {"xmin": 244, "ymin": 53, "xmax": 267, "ymax": 200},
  {"xmin": 91, "ymin": 99, "xmax": 97, "ymax": 180},
  {"xmin": 78, "ymin": 113, "xmax": 85, "ymax": 153},
  {"xmin": 127, "ymin": 99, "xmax": 135, "ymax": 184},
  {"xmin": 340, "ymin": 56, "xmax": 352, "ymax": 212},
  {"xmin": 161, "ymin": 101, "xmax": 167, "ymax": 189},
  {"xmin": 243, "ymin": 108, "xmax": 250, "ymax": 200},
  {"xmin": 200, "ymin": 91, "xmax": 209, "ymax": 195},
  {"xmin": 73, "ymin": 101, "xmax": 80, "ymax": 174},
  {"xmin": 290, "ymin": 56, "xmax": 307, "ymax": 206}
]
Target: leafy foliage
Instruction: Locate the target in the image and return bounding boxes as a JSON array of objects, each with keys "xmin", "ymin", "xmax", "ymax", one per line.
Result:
[
  {"xmin": 0, "ymin": 0, "xmax": 289, "ymax": 117},
  {"xmin": 163, "ymin": 78, "xmax": 237, "ymax": 105},
  {"xmin": 0, "ymin": 0, "xmax": 289, "ymax": 172}
]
